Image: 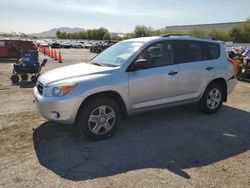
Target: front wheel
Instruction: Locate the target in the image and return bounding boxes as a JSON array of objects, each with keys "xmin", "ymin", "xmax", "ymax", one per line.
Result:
[
  {"xmin": 198, "ymin": 83, "xmax": 224, "ymax": 114},
  {"xmin": 11, "ymin": 74, "xmax": 19, "ymax": 83},
  {"xmin": 76, "ymin": 97, "xmax": 121, "ymax": 140}
]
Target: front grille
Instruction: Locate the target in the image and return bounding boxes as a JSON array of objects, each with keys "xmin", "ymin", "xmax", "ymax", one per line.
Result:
[{"xmin": 37, "ymin": 82, "xmax": 44, "ymax": 95}]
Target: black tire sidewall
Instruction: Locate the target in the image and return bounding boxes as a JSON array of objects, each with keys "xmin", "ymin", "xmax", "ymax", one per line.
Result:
[
  {"xmin": 77, "ymin": 97, "xmax": 121, "ymax": 140},
  {"xmin": 11, "ymin": 75, "xmax": 19, "ymax": 83},
  {"xmin": 31, "ymin": 76, "xmax": 37, "ymax": 83},
  {"xmin": 199, "ymin": 83, "xmax": 224, "ymax": 114}
]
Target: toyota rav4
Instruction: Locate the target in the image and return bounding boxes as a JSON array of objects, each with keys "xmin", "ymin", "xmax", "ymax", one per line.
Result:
[{"xmin": 33, "ymin": 35, "xmax": 237, "ymax": 140}]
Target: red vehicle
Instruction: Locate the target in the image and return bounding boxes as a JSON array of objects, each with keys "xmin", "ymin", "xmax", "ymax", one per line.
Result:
[{"xmin": 0, "ymin": 40, "xmax": 37, "ymax": 59}]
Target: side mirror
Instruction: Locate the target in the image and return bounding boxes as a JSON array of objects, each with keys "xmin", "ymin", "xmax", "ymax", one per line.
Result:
[{"xmin": 130, "ymin": 59, "xmax": 148, "ymax": 71}]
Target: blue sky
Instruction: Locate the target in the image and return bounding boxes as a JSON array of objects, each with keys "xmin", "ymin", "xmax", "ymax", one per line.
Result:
[{"xmin": 0, "ymin": 0, "xmax": 249, "ymax": 34}]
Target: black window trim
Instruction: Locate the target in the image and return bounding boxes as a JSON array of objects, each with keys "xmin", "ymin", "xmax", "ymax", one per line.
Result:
[{"xmin": 173, "ymin": 40, "xmax": 220, "ymax": 65}]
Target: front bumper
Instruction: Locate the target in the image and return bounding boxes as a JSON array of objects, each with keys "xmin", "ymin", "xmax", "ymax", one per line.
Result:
[{"xmin": 33, "ymin": 86, "xmax": 81, "ymax": 124}]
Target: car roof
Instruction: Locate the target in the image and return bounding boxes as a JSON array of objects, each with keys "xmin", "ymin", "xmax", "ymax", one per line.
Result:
[{"xmin": 123, "ymin": 35, "xmax": 220, "ymax": 44}]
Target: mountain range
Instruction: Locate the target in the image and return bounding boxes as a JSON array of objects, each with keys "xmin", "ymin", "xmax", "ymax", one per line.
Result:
[{"xmin": 30, "ymin": 27, "xmax": 85, "ymax": 37}]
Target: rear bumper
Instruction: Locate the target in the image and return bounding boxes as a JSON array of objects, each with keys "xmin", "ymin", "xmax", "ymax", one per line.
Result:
[{"xmin": 227, "ymin": 76, "xmax": 237, "ymax": 95}]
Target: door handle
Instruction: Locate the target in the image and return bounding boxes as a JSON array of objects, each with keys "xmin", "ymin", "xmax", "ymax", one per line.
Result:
[
  {"xmin": 206, "ymin": 66, "xmax": 214, "ymax": 71},
  {"xmin": 168, "ymin": 71, "xmax": 178, "ymax": 76}
]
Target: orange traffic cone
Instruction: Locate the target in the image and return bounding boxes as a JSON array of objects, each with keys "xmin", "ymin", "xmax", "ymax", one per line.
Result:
[
  {"xmin": 58, "ymin": 51, "xmax": 63, "ymax": 63},
  {"xmin": 54, "ymin": 50, "xmax": 58, "ymax": 60},
  {"xmin": 47, "ymin": 48, "xmax": 51, "ymax": 57},
  {"xmin": 43, "ymin": 48, "xmax": 46, "ymax": 56},
  {"xmin": 47, "ymin": 48, "xmax": 49, "ymax": 55},
  {"xmin": 51, "ymin": 49, "xmax": 54, "ymax": 59}
]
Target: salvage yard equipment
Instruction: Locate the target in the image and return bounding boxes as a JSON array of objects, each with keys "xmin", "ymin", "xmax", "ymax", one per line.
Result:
[
  {"xmin": 90, "ymin": 41, "xmax": 117, "ymax": 53},
  {"xmin": 237, "ymin": 57, "xmax": 250, "ymax": 81},
  {"xmin": 0, "ymin": 39, "xmax": 37, "ymax": 59},
  {"xmin": 11, "ymin": 50, "xmax": 47, "ymax": 83}
]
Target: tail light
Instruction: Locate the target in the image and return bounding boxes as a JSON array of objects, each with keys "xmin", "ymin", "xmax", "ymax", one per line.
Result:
[{"xmin": 227, "ymin": 58, "xmax": 235, "ymax": 66}]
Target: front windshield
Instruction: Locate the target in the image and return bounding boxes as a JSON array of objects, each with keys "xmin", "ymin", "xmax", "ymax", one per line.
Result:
[{"xmin": 91, "ymin": 41, "xmax": 143, "ymax": 67}]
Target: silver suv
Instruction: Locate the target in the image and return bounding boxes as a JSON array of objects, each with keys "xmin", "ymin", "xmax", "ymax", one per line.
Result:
[{"xmin": 33, "ymin": 35, "xmax": 237, "ymax": 140}]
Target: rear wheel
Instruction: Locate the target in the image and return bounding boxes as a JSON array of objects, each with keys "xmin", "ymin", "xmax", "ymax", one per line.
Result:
[
  {"xmin": 198, "ymin": 83, "xmax": 224, "ymax": 114},
  {"xmin": 11, "ymin": 75, "xmax": 19, "ymax": 83},
  {"xmin": 76, "ymin": 97, "xmax": 121, "ymax": 140}
]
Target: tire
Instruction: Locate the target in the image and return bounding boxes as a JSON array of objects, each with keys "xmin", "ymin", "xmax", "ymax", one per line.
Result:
[
  {"xmin": 198, "ymin": 83, "xmax": 224, "ymax": 114},
  {"xmin": 21, "ymin": 74, "xmax": 28, "ymax": 80},
  {"xmin": 76, "ymin": 97, "xmax": 121, "ymax": 141},
  {"xmin": 11, "ymin": 75, "xmax": 19, "ymax": 83},
  {"xmin": 31, "ymin": 76, "xmax": 37, "ymax": 83}
]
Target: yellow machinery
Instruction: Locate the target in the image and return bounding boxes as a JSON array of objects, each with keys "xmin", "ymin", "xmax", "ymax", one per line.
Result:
[{"xmin": 234, "ymin": 59, "xmax": 242, "ymax": 76}]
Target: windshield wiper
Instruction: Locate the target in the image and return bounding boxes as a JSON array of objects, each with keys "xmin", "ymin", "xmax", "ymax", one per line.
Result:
[
  {"xmin": 91, "ymin": 62, "xmax": 102, "ymax": 66},
  {"xmin": 101, "ymin": 63, "xmax": 118, "ymax": 67}
]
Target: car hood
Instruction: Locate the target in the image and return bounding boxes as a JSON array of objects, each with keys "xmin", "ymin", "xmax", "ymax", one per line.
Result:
[{"xmin": 38, "ymin": 63, "xmax": 116, "ymax": 86}]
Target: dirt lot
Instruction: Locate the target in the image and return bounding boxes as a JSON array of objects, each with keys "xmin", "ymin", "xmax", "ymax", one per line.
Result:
[{"xmin": 0, "ymin": 49, "xmax": 249, "ymax": 188}]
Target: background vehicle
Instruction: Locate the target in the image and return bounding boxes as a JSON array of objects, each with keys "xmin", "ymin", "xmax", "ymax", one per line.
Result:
[
  {"xmin": 34, "ymin": 35, "xmax": 237, "ymax": 140},
  {"xmin": 0, "ymin": 40, "xmax": 37, "ymax": 59},
  {"xmin": 90, "ymin": 41, "xmax": 117, "ymax": 53},
  {"xmin": 39, "ymin": 41, "xmax": 49, "ymax": 48},
  {"xmin": 51, "ymin": 42, "xmax": 61, "ymax": 48},
  {"xmin": 83, "ymin": 41, "xmax": 92, "ymax": 49},
  {"xmin": 242, "ymin": 49, "xmax": 250, "ymax": 57},
  {"xmin": 72, "ymin": 42, "xmax": 82, "ymax": 48},
  {"xmin": 61, "ymin": 41, "xmax": 72, "ymax": 48}
]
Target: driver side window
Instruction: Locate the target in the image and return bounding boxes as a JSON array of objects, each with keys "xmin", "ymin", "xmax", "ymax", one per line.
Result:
[{"xmin": 136, "ymin": 41, "xmax": 172, "ymax": 69}]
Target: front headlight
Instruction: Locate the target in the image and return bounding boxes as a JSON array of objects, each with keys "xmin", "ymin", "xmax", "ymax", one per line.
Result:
[{"xmin": 44, "ymin": 83, "xmax": 77, "ymax": 97}]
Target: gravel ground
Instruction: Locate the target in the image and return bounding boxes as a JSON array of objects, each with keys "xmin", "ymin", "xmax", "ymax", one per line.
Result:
[{"xmin": 0, "ymin": 48, "xmax": 249, "ymax": 188}]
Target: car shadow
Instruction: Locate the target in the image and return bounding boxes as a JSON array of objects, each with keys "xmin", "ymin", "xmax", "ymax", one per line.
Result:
[
  {"xmin": 33, "ymin": 105, "xmax": 250, "ymax": 181},
  {"xmin": 13, "ymin": 81, "xmax": 36, "ymax": 88},
  {"xmin": 0, "ymin": 59, "xmax": 18, "ymax": 63}
]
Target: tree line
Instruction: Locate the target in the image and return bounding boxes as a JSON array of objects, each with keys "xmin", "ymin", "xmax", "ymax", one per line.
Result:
[
  {"xmin": 56, "ymin": 28, "xmax": 113, "ymax": 40},
  {"xmin": 55, "ymin": 19, "xmax": 250, "ymax": 43}
]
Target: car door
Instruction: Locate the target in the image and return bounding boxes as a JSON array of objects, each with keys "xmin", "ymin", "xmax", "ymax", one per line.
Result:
[
  {"xmin": 128, "ymin": 41, "xmax": 179, "ymax": 111},
  {"xmin": 173, "ymin": 40, "xmax": 215, "ymax": 101}
]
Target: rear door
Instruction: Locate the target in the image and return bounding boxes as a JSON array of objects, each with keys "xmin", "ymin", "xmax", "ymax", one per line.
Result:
[{"xmin": 173, "ymin": 40, "xmax": 216, "ymax": 101}]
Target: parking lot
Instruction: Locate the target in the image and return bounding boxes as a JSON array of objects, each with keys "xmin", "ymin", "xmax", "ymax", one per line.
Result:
[{"xmin": 0, "ymin": 48, "xmax": 249, "ymax": 188}]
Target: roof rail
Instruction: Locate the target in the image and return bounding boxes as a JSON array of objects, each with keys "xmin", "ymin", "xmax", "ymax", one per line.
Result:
[
  {"xmin": 161, "ymin": 34, "xmax": 218, "ymax": 41},
  {"xmin": 162, "ymin": 34, "xmax": 189, "ymax": 37}
]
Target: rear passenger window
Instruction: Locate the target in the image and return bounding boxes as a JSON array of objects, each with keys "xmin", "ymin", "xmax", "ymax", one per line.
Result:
[
  {"xmin": 173, "ymin": 40, "xmax": 204, "ymax": 64},
  {"xmin": 173, "ymin": 40, "xmax": 220, "ymax": 64}
]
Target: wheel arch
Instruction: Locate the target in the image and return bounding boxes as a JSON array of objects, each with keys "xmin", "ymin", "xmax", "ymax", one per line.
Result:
[
  {"xmin": 207, "ymin": 78, "xmax": 227, "ymax": 102},
  {"xmin": 75, "ymin": 90, "xmax": 128, "ymax": 124}
]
